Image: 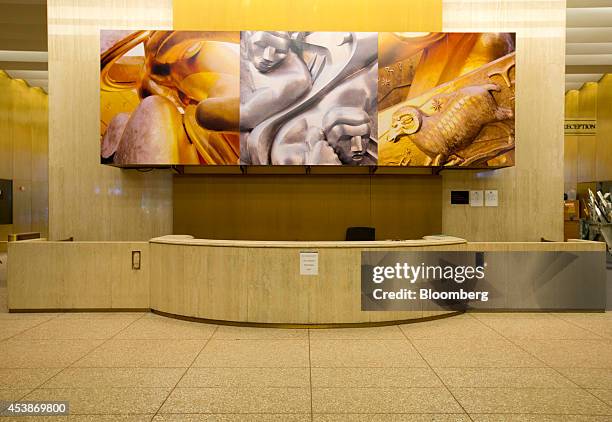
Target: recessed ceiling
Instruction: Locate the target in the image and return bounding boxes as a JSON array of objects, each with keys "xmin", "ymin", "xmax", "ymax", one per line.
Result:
[
  {"xmin": 1, "ymin": 1, "xmax": 610, "ymax": 94},
  {"xmin": 566, "ymin": 0, "xmax": 612, "ymax": 91},
  {"xmin": 0, "ymin": 0, "xmax": 47, "ymax": 91}
]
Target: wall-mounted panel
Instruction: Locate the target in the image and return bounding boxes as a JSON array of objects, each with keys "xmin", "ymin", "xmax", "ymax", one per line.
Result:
[{"xmin": 99, "ymin": 29, "xmax": 515, "ymax": 169}]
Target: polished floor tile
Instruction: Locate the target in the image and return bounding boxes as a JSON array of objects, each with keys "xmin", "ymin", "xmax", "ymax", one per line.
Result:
[
  {"xmin": 0, "ymin": 309, "xmax": 609, "ymax": 419},
  {"xmin": 0, "ymin": 312, "xmax": 59, "ymax": 320},
  {"xmin": 555, "ymin": 368, "xmax": 612, "ymax": 389},
  {"xmin": 435, "ymin": 367, "xmax": 576, "ymax": 388},
  {"xmin": 312, "ymin": 387, "xmax": 464, "ymax": 413},
  {"xmin": 400, "ymin": 318, "xmax": 502, "ymax": 340},
  {"xmin": 178, "ymin": 367, "xmax": 310, "ymax": 387},
  {"xmin": 0, "ymin": 319, "xmax": 53, "ymax": 340},
  {"xmin": 114, "ymin": 316, "xmax": 216, "ymax": 340},
  {"xmin": 23, "ymin": 387, "xmax": 171, "ymax": 414},
  {"xmin": 13, "ymin": 318, "xmax": 134, "ymax": 340},
  {"xmin": 310, "ymin": 339, "xmax": 427, "ymax": 367},
  {"xmin": 470, "ymin": 312, "xmax": 559, "ymax": 320},
  {"xmin": 470, "ymin": 415, "xmax": 612, "ymax": 421},
  {"xmin": 0, "ymin": 388, "xmax": 35, "ymax": 404},
  {"xmin": 556, "ymin": 314, "xmax": 612, "ymax": 339},
  {"xmin": 159, "ymin": 387, "xmax": 311, "ymax": 413},
  {"xmin": 311, "ymin": 367, "xmax": 442, "ymax": 388},
  {"xmin": 309, "ymin": 326, "xmax": 404, "ymax": 340},
  {"xmin": 193, "ymin": 340, "xmax": 310, "ymax": 368},
  {"xmin": 214, "ymin": 326, "xmax": 308, "ymax": 340},
  {"xmin": 589, "ymin": 389, "xmax": 612, "ymax": 406},
  {"xmin": 513, "ymin": 339, "xmax": 612, "ymax": 368},
  {"xmin": 451, "ymin": 387, "xmax": 612, "ymax": 415},
  {"xmin": 313, "ymin": 415, "xmax": 471, "ymax": 422},
  {"xmin": 0, "ymin": 340, "xmax": 103, "ymax": 368},
  {"xmin": 412, "ymin": 338, "xmax": 541, "ymax": 368},
  {"xmin": 72, "ymin": 339, "xmax": 205, "ymax": 368},
  {"xmin": 0, "ymin": 415, "xmax": 153, "ymax": 422},
  {"xmin": 153, "ymin": 414, "xmax": 311, "ymax": 421},
  {"xmin": 42, "ymin": 367, "xmax": 186, "ymax": 388},
  {"xmin": 0, "ymin": 368, "xmax": 60, "ymax": 389},
  {"xmin": 478, "ymin": 317, "xmax": 603, "ymax": 340},
  {"xmin": 55, "ymin": 312, "xmax": 146, "ymax": 320}
]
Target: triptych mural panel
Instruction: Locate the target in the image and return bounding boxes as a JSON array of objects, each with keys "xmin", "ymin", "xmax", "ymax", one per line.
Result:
[{"xmin": 100, "ymin": 31, "xmax": 515, "ymax": 168}]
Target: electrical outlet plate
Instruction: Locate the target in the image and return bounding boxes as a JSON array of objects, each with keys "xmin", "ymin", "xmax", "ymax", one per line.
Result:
[
  {"xmin": 485, "ymin": 190, "xmax": 498, "ymax": 207},
  {"xmin": 132, "ymin": 251, "xmax": 141, "ymax": 270},
  {"xmin": 470, "ymin": 190, "xmax": 484, "ymax": 207}
]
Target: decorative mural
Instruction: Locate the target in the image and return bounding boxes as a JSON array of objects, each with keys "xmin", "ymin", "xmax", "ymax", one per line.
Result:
[
  {"xmin": 378, "ymin": 32, "xmax": 516, "ymax": 167},
  {"xmin": 100, "ymin": 31, "xmax": 515, "ymax": 168},
  {"xmin": 100, "ymin": 30, "xmax": 240, "ymax": 165}
]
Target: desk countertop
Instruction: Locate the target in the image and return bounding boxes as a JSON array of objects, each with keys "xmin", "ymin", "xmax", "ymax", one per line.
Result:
[{"xmin": 149, "ymin": 235, "xmax": 468, "ymax": 248}]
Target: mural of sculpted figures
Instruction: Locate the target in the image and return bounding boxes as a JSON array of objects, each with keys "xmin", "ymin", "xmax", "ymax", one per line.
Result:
[
  {"xmin": 240, "ymin": 31, "xmax": 378, "ymax": 165},
  {"xmin": 100, "ymin": 30, "xmax": 241, "ymax": 165},
  {"xmin": 378, "ymin": 32, "xmax": 516, "ymax": 168}
]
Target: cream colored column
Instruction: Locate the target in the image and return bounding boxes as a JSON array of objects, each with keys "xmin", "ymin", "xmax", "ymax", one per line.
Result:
[
  {"xmin": 441, "ymin": 0, "xmax": 566, "ymax": 241},
  {"xmin": 47, "ymin": 0, "xmax": 173, "ymax": 240}
]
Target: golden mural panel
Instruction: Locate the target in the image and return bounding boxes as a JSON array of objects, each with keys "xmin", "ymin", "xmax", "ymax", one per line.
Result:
[
  {"xmin": 100, "ymin": 30, "xmax": 241, "ymax": 165},
  {"xmin": 378, "ymin": 32, "xmax": 516, "ymax": 168}
]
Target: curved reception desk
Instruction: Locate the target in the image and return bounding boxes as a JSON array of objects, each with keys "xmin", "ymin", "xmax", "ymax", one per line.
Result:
[
  {"xmin": 149, "ymin": 235, "xmax": 469, "ymax": 325},
  {"xmin": 7, "ymin": 235, "xmax": 606, "ymax": 325}
]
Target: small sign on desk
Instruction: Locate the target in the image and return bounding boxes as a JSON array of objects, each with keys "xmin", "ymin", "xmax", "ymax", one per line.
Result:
[{"xmin": 300, "ymin": 251, "xmax": 318, "ymax": 276}]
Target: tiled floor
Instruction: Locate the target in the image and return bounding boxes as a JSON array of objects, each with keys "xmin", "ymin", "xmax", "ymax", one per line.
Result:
[{"xmin": 0, "ymin": 290, "xmax": 610, "ymax": 420}]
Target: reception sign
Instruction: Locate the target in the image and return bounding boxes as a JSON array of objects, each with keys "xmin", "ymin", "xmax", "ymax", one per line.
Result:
[{"xmin": 100, "ymin": 31, "xmax": 515, "ymax": 167}]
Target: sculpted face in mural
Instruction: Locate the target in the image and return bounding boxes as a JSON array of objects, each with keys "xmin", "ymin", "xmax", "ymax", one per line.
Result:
[
  {"xmin": 378, "ymin": 32, "xmax": 516, "ymax": 167},
  {"xmin": 100, "ymin": 30, "xmax": 241, "ymax": 165},
  {"xmin": 240, "ymin": 31, "xmax": 378, "ymax": 165}
]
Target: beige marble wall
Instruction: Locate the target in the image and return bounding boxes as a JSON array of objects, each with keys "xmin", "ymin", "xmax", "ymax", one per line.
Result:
[
  {"xmin": 47, "ymin": 0, "xmax": 173, "ymax": 241},
  {"xmin": 441, "ymin": 0, "xmax": 566, "ymax": 241}
]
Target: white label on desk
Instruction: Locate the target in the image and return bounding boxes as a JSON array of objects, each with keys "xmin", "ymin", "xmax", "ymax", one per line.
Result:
[{"xmin": 300, "ymin": 252, "xmax": 318, "ymax": 276}]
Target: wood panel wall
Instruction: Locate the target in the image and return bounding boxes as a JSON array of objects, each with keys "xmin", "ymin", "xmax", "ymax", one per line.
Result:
[
  {"xmin": 47, "ymin": 0, "xmax": 174, "ymax": 241},
  {"xmin": 577, "ymin": 82, "xmax": 598, "ymax": 183},
  {"xmin": 564, "ymin": 90, "xmax": 579, "ymax": 194},
  {"xmin": 596, "ymin": 74, "xmax": 612, "ymax": 182},
  {"xmin": 441, "ymin": 0, "xmax": 566, "ymax": 241},
  {"xmin": 0, "ymin": 71, "xmax": 48, "ymax": 241},
  {"xmin": 564, "ymin": 74, "xmax": 612, "ymax": 189},
  {"xmin": 173, "ymin": 174, "xmax": 442, "ymax": 241},
  {"xmin": 171, "ymin": 0, "xmax": 445, "ymax": 241}
]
